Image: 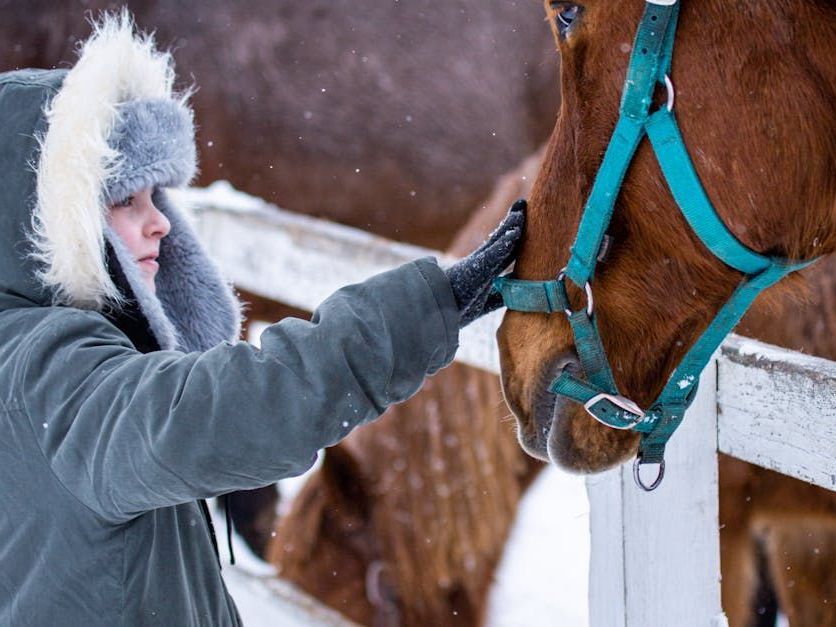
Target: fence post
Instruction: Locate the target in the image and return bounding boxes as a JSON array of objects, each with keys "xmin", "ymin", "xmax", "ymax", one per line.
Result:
[{"xmin": 587, "ymin": 359, "xmax": 727, "ymax": 626}]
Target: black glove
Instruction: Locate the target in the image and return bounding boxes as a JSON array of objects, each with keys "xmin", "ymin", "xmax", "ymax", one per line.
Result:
[{"xmin": 445, "ymin": 199, "xmax": 526, "ymax": 327}]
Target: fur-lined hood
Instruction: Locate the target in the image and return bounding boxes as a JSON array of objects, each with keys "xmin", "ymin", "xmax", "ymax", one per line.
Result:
[{"xmin": 0, "ymin": 13, "xmax": 240, "ymax": 351}]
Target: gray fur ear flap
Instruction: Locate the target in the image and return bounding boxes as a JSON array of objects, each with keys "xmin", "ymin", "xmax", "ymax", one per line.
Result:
[{"xmin": 153, "ymin": 189, "xmax": 242, "ymax": 351}]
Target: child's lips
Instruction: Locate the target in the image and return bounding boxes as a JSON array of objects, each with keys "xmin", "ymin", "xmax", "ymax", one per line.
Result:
[{"xmin": 138, "ymin": 256, "xmax": 159, "ymax": 272}]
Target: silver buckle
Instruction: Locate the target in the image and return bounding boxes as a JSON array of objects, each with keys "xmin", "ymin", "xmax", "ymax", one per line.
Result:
[{"xmin": 583, "ymin": 393, "xmax": 645, "ymax": 429}]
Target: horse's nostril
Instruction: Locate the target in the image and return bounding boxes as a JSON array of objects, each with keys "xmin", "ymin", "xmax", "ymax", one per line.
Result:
[
  {"xmin": 534, "ymin": 352, "xmax": 579, "ymax": 415},
  {"xmin": 553, "ymin": 353, "xmax": 580, "ymax": 377},
  {"xmin": 536, "ymin": 352, "xmax": 581, "ymax": 404}
]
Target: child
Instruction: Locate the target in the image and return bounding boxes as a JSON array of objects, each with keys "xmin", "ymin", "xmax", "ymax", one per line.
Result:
[{"xmin": 0, "ymin": 14, "xmax": 523, "ymax": 626}]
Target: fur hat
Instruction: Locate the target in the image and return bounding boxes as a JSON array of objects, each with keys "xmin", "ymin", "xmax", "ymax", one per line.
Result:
[{"xmin": 105, "ymin": 98, "xmax": 196, "ymax": 204}]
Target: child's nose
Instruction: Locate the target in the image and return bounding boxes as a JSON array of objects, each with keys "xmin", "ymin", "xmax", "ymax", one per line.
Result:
[{"xmin": 146, "ymin": 205, "xmax": 171, "ymax": 239}]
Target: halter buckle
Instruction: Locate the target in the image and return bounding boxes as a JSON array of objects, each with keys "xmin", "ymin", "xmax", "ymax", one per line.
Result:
[{"xmin": 583, "ymin": 393, "xmax": 645, "ymax": 428}]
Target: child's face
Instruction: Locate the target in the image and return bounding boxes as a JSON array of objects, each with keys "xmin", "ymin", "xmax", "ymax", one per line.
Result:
[{"xmin": 107, "ymin": 188, "xmax": 171, "ymax": 292}]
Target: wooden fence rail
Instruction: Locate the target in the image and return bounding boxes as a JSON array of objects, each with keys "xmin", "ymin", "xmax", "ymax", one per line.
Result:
[{"xmin": 177, "ymin": 182, "xmax": 836, "ymax": 627}]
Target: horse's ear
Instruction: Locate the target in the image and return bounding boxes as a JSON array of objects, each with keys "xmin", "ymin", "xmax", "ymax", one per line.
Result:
[{"xmin": 321, "ymin": 444, "xmax": 373, "ymax": 522}]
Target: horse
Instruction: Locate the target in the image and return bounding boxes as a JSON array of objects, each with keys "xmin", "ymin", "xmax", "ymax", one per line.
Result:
[
  {"xmin": 266, "ymin": 362, "xmax": 542, "ymax": 627},
  {"xmin": 721, "ymin": 261, "xmax": 836, "ymax": 625},
  {"xmin": 494, "ymin": 2, "xmax": 835, "ymax": 625},
  {"xmin": 1, "ymin": 0, "xmax": 559, "ymax": 250}
]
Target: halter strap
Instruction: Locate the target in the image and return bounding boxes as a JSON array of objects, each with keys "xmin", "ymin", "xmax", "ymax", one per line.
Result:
[
  {"xmin": 646, "ymin": 110, "xmax": 773, "ymax": 275},
  {"xmin": 565, "ymin": 1, "xmax": 680, "ymax": 287},
  {"xmin": 492, "ymin": 0, "xmax": 817, "ymax": 484}
]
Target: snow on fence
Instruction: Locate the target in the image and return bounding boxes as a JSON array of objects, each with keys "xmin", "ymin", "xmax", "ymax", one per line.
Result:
[{"xmin": 176, "ymin": 182, "xmax": 836, "ymax": 627}]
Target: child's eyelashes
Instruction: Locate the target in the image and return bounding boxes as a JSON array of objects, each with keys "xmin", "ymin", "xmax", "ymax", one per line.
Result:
[{"xmin": 113, "ymin": 195, "xmax": 134, "ymax": 208}]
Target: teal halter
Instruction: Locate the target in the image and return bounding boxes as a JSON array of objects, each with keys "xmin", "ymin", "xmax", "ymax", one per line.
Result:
[{"xmin": 493, "ymin": 0, "xmax": 816, "ymax": 490}]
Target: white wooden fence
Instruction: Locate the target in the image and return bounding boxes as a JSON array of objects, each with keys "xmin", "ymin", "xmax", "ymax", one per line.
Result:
[{"xmin": 176, "ymin": 182, "xmax": 836, "ymax": 627}]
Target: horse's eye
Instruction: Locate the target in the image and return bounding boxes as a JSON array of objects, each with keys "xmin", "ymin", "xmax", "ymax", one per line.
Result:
[{"xmin": 550, "ymin": 2, "xmax": 582, "ymax": 40}]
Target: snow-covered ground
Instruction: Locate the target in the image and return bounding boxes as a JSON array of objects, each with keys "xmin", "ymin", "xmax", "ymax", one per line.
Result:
[
  {"xmin": 213, "ymin": 464, "xmax": 590, "ymax": 626},
  {"xmin": 484, "ymin": 465, "xmax": 589, "ymax": 626}
]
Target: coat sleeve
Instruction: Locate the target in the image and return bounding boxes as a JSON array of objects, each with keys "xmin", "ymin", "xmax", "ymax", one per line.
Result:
[{"xmin": 18, "ymin": 258, "xmax": 459, "ymax": 523}]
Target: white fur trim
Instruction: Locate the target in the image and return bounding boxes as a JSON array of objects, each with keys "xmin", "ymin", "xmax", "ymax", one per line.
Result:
[{"xmin": 32, "ymin": 10, "xmax": 184, "ymax": 309}]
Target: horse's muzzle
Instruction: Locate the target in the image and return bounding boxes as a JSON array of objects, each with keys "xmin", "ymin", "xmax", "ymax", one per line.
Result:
[
  {"xmin": 513, "ymin": 353, "xmax": 581, "ymax": 463},
  {"xmin": 514, "ymin": 352, "xmax": 640, "ymax": 472}
]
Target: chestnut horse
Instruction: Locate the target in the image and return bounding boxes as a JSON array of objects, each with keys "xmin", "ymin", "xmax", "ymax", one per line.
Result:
[
  {"xmin": 455, "ymin": 141, "xmax": 836, "ymax": 625},
  {"xmin": 267, "ymin": 364, "xmax": 541, "ymax": 627},
  {"xmin": 495, "ymin": 1, "xmax": 835, "ymax": 625}
]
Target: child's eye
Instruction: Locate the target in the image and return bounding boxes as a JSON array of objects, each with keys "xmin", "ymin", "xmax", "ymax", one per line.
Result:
[{"xmin": 113, "ymin": 195, "xmax": 134, "ymax": 208}]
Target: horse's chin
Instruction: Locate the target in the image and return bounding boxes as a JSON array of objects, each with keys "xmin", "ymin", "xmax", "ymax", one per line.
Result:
[
  {"xmin": 508, "ymin": 355, "xmax": 640, "ymax": 473},
  {"xmin": 546, "ymin": 400, "xmax": 639, "ymax": 473}
]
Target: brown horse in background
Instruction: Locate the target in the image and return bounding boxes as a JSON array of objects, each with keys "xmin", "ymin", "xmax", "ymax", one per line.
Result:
[
  {"xmin": 1, "ymin": 0, "xmax": 558, "ymax": 249},
  {"xmin": 267, "ymin": 363, "xmax": 540, "ymax": 627},
  {"xmin": 722, "ymin": 266, "xmax": 836, "ymax": 626},
  {"xmin": 236, "ymin": 147, "xmax": 544, "ymax": 626},
  {"xmin": 496, "ymin": 2, "xmax": 835, "ymax": 626}
]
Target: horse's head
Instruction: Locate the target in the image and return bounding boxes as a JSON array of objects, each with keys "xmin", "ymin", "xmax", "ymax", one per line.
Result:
[
  {"xmin": 268, "ymin": 445, "xmax": 395, "ymax": 626},
  {"xmin": 497, "ymin": 0, "xmax": 835, "ymax": 472}
]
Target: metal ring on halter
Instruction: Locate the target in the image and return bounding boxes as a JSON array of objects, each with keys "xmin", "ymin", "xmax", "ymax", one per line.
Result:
[
  {"xmin": 556, "ymin": 267, "xmax": 594, "ymax": 317},
  {"xmin": 664, "ymin": 74, "xmax": 675, "ymax": 112},
  {"xmin": 633, "ymin": 457, "xmax": 666, "ymax": 491}
]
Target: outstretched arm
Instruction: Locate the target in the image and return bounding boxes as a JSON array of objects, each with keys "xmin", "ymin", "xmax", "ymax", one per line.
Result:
[{"xmin": 17, "ymin": 259, "xmax": 458, "ymax": 523}]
